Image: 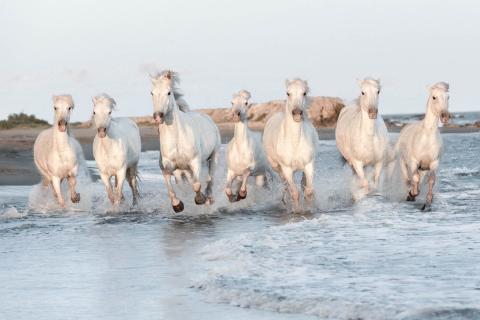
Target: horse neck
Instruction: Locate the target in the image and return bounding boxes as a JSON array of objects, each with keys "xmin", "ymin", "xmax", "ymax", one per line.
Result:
[
  {"xmin": 359, "ymin": 105, "xmax": 375, "ymax": 135},
  {"xmin": 422, "ymin": 102, "xmax": 439, "ymax": 131},
  {"xmin": 234, "ymin": 120, "xmax": 249, "ymax": 145}
]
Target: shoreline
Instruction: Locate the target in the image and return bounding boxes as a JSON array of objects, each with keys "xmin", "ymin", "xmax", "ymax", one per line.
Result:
[{"xmin": 0, "ymin": 124, "xmax": 478, "ymax": 186}]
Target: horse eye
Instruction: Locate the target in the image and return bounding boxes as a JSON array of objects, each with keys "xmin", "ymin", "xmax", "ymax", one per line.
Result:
[
  {"xmin": 109, "ymin": 111, "xmax": 112, "ymax": 115},
  {"xmin": 54, "ymin": 107, "xmax": 57, "ymax": 110},
  {"xmin": 93, "ymin": 111, "xmax": 96, "ymax": 115},
  {"xmin": 377, "ymin": 90, "xmax": 380, "ymax": 94},
  {"xmin": 287, "ymin": 92, "xmax": 290, "ymax": 97},
  {"xmin": 245, "ymin": 102, "xmax": 248, "ymax": 106},
  {"xmin": 168, "ymin": 91, "xmax": 171, "ymax": 96},
  {"xmin": 361, "ymin": 92, "xmax": 365, "ymax": 95},
  {"xmin": 303, "ymin": 92, "xmax": 306, "ymax": 96},
  {"xmin": 432, "ymin": 96, "xmax": 437, "ymax": 100},
  {"xmin": 68, "ymin": 107, "xmax": 72, "ymax": 110},
  {"xmin": 150, "ymin": 91, "xmax": 153, "ymax": 96}
]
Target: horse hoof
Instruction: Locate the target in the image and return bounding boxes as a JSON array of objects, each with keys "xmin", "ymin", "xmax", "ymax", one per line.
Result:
[
  {"xmin": 206, "ymin": 197, "xmax": 214, "ymax": 205},
  {"xmin": 237, "ymin": 190, "xmax": 247, "ymax": 201},
  {"xmin": 195, "ymin": 193, "xmax": 206, "ymax": 205},
  {"xmin": 71, "ymin": 193, "xmax": 81, "ymax": 203},
  {"xmin": 172, "ymin": 201, "xmax": 184, "ymax": 213},
  {"xmin": 421, "ymin": 203, "xmax": 431, "ymax": 212},
  {"xmin": 406, "ymin": 192, "xmax": 416, "ymax": 202}
]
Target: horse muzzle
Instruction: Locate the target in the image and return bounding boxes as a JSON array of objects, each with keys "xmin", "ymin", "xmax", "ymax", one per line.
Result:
[
  {"xmin": 57, "ymin": 119, "xmax": 68, "ymax": 132},
  {"xmin": 292, "ymin": 109, "xmax": 303, "ymax": 122},
  {"xmin": 440, "ymin": 111, "xmax": 450, "ymax": 124},
  {"xmin": 153, "ymin": 112, "xmax": 165, "ymax": 124},
  {"xmin": 97, "ymin": 127, "xmax": 107, "ymax": 138},
  {"xmin": 232, "ymin": 111, "xmax": 241, "ymax": 123},
  {"xmin": 368, "ymin": 108, "xmax": 378, "ymax": 119}
]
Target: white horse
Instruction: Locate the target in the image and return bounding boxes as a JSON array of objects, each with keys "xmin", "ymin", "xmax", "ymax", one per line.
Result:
[
  {"xmin": 33, "ymin": 95, "xmax": 82, "ymax": 207},
  {"xmin": 395, "ymin": 82, "xmax": 450, "ymax": 210},
  {"xmin": 335, "ymin": 78, "xmax": 389, "ymax": 197},
  {"xmin": 92, "ymin": 94, "xmax": 141, "ymax": 206},
  {"xmin": 263, "ymin": 79, "xmax": 318, "ymax": 211},
  {"xmin": 225, "ymin": 90, "xmax": 270, "ymax": 202},
  {"xmin": 150, "ymin": 70, "xmax": 221, "ymax": 213}
]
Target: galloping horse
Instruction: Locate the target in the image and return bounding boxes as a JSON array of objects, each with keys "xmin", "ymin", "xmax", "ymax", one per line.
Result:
[{"xmin": 150, "ymin": 70, "xmax": 221, "ymax": 213}]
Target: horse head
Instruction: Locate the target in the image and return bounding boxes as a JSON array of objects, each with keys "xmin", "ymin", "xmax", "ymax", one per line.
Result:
[
  {"xmin": 285, "ymin": 78, "xmax": 309, "ymax": 122},
  {"xmin": 428, "ymin": 82, "xmax": 450, "ymax": 124},
  {"xmin": 357, "ymin": 78, "xmax": 381, "ymax": 119},
  {"xmin": 92, "ymin": 94, "xmax": 116, "ymax": 138},
  {"xmin": 52, "ymin": 94, "xmax": 74, "ymax": 133},
  {"xmin": 231, "ymin": 90, "xmax": 251, "ymax": 123}
]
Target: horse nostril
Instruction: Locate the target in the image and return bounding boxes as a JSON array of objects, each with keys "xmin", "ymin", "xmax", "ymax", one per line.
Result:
[
  {"xmin": 159, "ymin": 112, "xmax": 164, "ymax": 118},
  {"xmin": 237, "ymin": 111, "xmax": 241, "ymax": 116}
]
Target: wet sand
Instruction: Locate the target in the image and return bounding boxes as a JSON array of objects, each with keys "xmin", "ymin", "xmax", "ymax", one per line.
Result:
[{"xmin": 0, "ymin": 124, "xmax": 478, "ymax": 186}]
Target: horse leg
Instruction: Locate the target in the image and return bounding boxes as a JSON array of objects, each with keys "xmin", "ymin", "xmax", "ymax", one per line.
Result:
[
  {"xmin": 302, "ymin": 162, "xmax": 314, "ymax": 205},
  {"xmin": 281, "ymin": 166, "xmax": 300, "ymax": 212},
  {"xmin": 190, "ymin": 157, "xmax": 206, "ymax": 205},
  {"xmin": 422, "ymin": 170, "xmax": 436, "ymax": 211},
  {"xmin": 373, "ymin": 160, "xmax": 383, "ymax": 190},
  {"xmin": 114, "ymin": 170, "xmax": 126, "ymax": 204},
  {"xmin": 400, "ymin": 158, "xmax": 410, "ymax": 186},
  {"xmin": 51, "ymin": 176, "xmax": 65, "ymax": 208},
  {"xmin": 225, "ymin": 169, "xmax": 238, "ymax": 203},
  {"xmin": 163, "ymin": 170, "xmax": 184, "ymax": 213},
  {"xmin": 205, "ymin": 152, "xmax": 217, "ymax": 204},
  {"xmin": 126, "ymin": 167, "xmax": 140, "ymax": 206},
  {"xmin": 407, "ymin": 161, "xmax": 420, "ymax": 201},
  {"xmin": 237, "ymin": 170, "xmax": 250, "ymax": 201},
  {"xmin": 67, "ymin": 175, "xmax": 80, "ymax": 204},
  {"xmin": 352, "ymin": 160, "xmax": 368, "ymax": 196},
  {"xmin": 100, "ymin": 173, "xmax": 115, "ymax": 204}
]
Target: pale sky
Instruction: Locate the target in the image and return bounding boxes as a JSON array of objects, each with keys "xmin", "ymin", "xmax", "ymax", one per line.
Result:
[{"xmin": 1, "ymin": 0, "xmax": 479, "ymax": 122}]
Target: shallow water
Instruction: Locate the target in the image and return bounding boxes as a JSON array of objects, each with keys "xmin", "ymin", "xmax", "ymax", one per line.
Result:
[{"xmin": 1, "ymin": 133, "xmax": 479, "ymax": 320}]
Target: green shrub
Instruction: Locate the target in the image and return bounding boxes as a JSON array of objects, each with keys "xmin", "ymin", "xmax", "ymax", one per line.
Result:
[{"xmin": 0, "ymin": 113, "xmax": 50, "ymax": 129}]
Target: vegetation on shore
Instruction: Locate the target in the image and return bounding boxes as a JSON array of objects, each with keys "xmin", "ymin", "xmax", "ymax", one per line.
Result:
[{"xmin": 0, "ymin": 113, "xmax": 50, "ymax": 130}]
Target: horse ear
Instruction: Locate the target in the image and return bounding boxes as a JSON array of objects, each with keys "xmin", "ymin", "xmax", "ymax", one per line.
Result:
[
  {"xmin": 356, "ymin": 79, "xmax": 363, "ymax": 88},
  {"xmin": 165, "ymin": 71, "xmax": 172, "ymax": 80},
  {"xmin": 285, "ymin": 79, "xmax": 291, "ymax": 88},
  {"xmin": 51, "ymin": 95, "xmax": 58, "ymax": 104}
]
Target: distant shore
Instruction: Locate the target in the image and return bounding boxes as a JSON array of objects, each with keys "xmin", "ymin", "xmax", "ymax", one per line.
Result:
[{"xmin": 0, "ymin": 123, "xmax": 478, "ymax": 186}]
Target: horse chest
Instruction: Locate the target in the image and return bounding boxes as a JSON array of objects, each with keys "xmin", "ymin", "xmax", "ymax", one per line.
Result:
[
  {"xmin": 96, "ymin": 140, "xmax": 126, "ymax": 172},
  {"xmin": 229, "ymin": 141, "xmax": 254, "ymax": 173},
  {"xmin": 277, "ymin": 137, "xmax": 313, "ymax": 169},
  {"xmin": 413, "ymin": 135, "xmax": 441, "ymax": 165},
  {"xmin": 50, "ymin": 146, "xmax": 76, "ymax": 176}
]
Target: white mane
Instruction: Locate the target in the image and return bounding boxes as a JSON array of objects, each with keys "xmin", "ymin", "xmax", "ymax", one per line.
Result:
[
  {"xmin": 150, "ymin": 70, "xmax": 190, "ymax": 112},
  {"xmin": 93, "ymin": 93, "xmax": 116, "ymax": 109},
  {"xmin": 360, "ymin": 78, "xmax": 381, "ymax": 90},
  {"xmin": 233, "ymin": 89, "xmax": 251, "ymax": 101},
  {"xmin": 286, "ymin": 78, "xmax": 310, "ymax": 94},
  {"xmin": 52, "ymin": 94, "xmax": 74, "ymax": 107},
  {"xmin": 431, "ymin": 82, "xmax": 449, "ymax": 92}
]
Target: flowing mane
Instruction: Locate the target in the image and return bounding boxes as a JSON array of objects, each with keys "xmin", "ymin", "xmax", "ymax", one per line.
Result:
[
  {"xmin": 93, "ymin": 93, "xmax": 116, "ymax": 108},
  {"xmin": 150, "ymin": 70, "xmax": 190, "ymax": 112},
  {"xmin": 431, "ymin": 82, "xmax": 449, "ymax": 92},
  {"xmin": 53, "ymin": 94, "xmax": 75, "ymax": 107}
]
